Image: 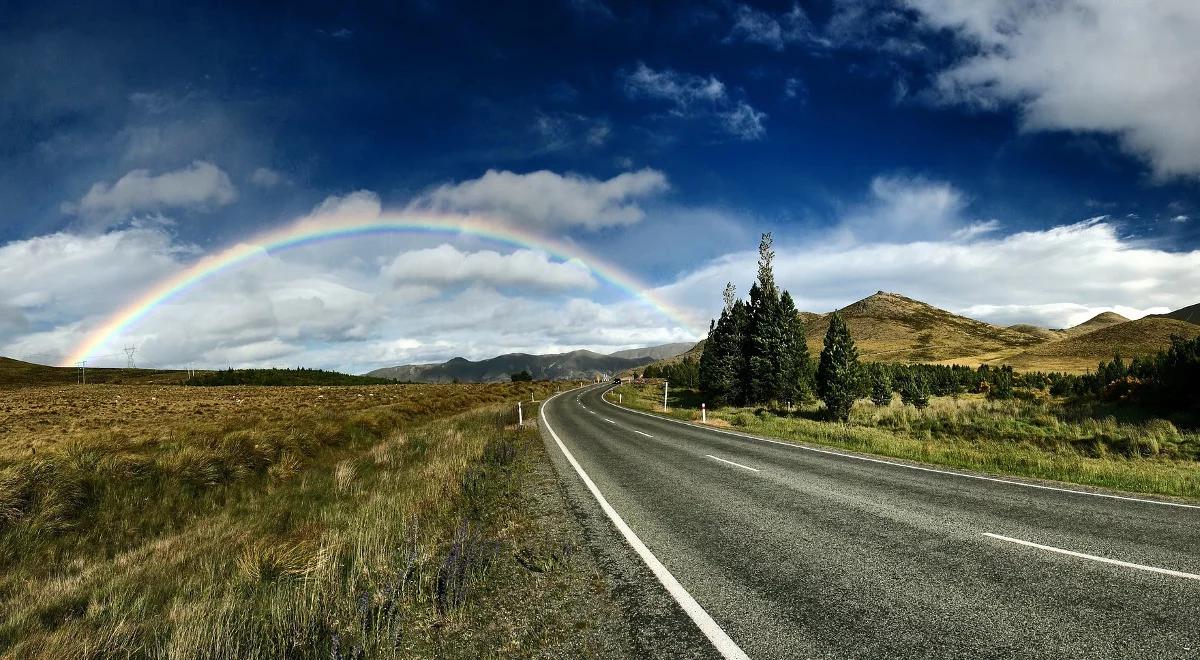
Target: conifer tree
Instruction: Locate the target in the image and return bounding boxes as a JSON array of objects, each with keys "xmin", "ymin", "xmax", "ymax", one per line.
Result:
[
  {"xmin": 745, "ymin": 233, "xmax": 786, "ymax": 403},
  {"xmin": 870, "ymin": 366, "xmax": 892, "ymax": 406},
  {"xmin": 899, "ymin": 373, "xmax": 930, "ymax": 409},
  {"xmin": 777, "ymin": 290, "xmax": 812, "ymax": 404},
  {"xmin": 700, "ymin": 283, "xmax": 744, "ymax": 403},
  {"xmin": 816, "ymin": 312, "xmax": 859, "ymax": 421}
]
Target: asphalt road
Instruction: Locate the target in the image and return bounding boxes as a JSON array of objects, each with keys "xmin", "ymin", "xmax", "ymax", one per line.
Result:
[{"xmin": 539, "ymin": 384, "xmax": 1200, "ymax": 659}]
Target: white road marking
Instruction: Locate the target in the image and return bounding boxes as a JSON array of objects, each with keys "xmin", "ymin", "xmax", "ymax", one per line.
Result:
[
  {"xmin": 603, "ymin": 417, "xmax": 617, "ymax": 424},
  {"xmin": 983, "ymin": 533, "xmax": 1200, "ymax": 581},
  {"xmin": 706, "ymin": 454, "xmax": 761, "ymax": 473},
  {"xmin": 541, "ymin": 389, "xmax": 750, "ymax": 660},
  {"xmin": 601, "ymin": 389, "xmax": 1200, "ymax": 511},
  {"xmin": 632, "ymin": 429, "xmax": 653, "ymax": 438}
]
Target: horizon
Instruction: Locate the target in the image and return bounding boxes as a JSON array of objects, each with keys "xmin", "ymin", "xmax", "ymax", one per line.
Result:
[{"xmin": 2, "ymin": 1, "xmax": 1198, "ymax": 372}]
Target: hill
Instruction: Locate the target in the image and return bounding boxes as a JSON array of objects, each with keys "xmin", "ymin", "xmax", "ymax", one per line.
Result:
[
  {"xmin": 366, "ymin": 349, "xmax": 654, "ymax": 383},
  {"xmin": 1063, "ymin": 311, "xmax": 1130, "ymax": 336},
  {"xmin": 607, "ymin": 342, "xmax": 694, "ymax": 361},
  {"xmin": 0, "ymin": 356, "xmax": 193, "ymax": 386},
  {"xmin": 1007, "ymin": 324, "xmax": 1066, "ymax": 341},
  {"xmin": 1153, "ymin": 301, "xmax": 1200, "ymax": 325},
  {"xmin": 999, "ymin": 317, "xmax": 1200, "ymax": 373},
  {"xmin": 801, "ymin": 291, "xmax": 1042, "ymax": 364}
]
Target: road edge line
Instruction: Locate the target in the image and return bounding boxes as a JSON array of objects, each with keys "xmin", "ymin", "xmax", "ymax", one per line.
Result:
[
  {"xmin": 599, "ymin": 388, "xmax": 1200, "ymax": 510},
  {"xmin": 541, "ymin": 387, "xmax": 751, "ymax": 660}
]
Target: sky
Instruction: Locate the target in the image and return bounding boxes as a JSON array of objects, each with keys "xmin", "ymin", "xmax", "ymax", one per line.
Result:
[{"xmin": 2, "ymin": 0, "xmax": 1199, "ymax": 372}]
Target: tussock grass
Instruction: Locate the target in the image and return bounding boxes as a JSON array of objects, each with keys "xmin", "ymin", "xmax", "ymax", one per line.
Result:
[
  {"xmin": 613, "ymin": 383, "xmax": 1200, "ymax": 499},
  {"xmin": 0, "ymin": 382, "xmax": 624, "ymax": 657}
]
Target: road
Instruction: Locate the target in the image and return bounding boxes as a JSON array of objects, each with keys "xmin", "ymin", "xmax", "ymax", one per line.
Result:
[{"xmin": 539, "ymin": 384, "xmax": 1200, "ymax": 659}]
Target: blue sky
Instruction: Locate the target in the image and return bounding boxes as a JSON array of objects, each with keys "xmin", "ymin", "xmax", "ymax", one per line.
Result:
[{"xmin": 2, "ymin": 0, "xmax": 1198, "ymax": 370}]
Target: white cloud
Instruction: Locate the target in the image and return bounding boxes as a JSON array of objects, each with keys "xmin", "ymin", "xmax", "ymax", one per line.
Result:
[
  {"xmin": 410, "ymin": 168, "xmax": 668, "ymax": 229},
  {"xmin": 661, "ymin": 217, "xmax": 1200, "ymax": 330},
  {"xmin": 250, "ymin": 167, "xmax": 285, "ymax": 188},
  {"xmin": 840, "ymin": 174, "xmax": 970, "ymax": 242},
  {"xmin": 65, "ymin": 160, "xmax": 237, "ymax": 223},
  {"xmin": 622, "ymin": 63, "xmax": 767, "ymax": 140},
  {"xmin": 382, "ymin": 244, "xmax": 597, "ymax": 291},
  {"xmin": 308, "ymin": 189, "xmax": 383, "ymax": 221},
  {"xmin": 1171, "ymin": 215, "xmax": 1189, "ymax": 223},
  {"xmin": 726, "ymin": 3, "xmax": 824, "ymax": 50},
  {"xmin": 906, "ymin": 0, "xmax": 1200, "ymax": 179}
]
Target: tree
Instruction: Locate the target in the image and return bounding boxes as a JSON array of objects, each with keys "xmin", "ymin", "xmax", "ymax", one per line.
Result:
[
  {"xmin": 816, "ymin": 312, "xmax": 860, "ymax": 421},
  {"xmin": 870, "ymin": 366, "xmax": 892, "ymax": 407},
  {"xmin": 700, "ymin": 283, "xmax": 745, "ymax": 403},
  {"xmin": 899, "ymin": 373, "xmax": 930, "ymax": 409},
  {"xmin": 744, "ymin": 234, "xmax": 785, "ymax": 404},
  {"xmin": 510, "ymin": 370, "xmax": 533, "ymax": 382},
  {"xmin": 777, "ymin": 291, "xmax": 813, "ymax": 405}
]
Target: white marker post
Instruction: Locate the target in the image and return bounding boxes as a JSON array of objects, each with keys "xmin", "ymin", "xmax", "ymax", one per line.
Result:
[
  {"xmin": 517, "ymin": 401, "xmax": 524, "ymax": 426},
  {"xmin": 619, "ymin": 393, "xmax": 623, "ymax": 404},
  {"xmin": 664, "ymin": 381, "xmax": 669, "ymax": 412},
  {"xmin": 702, "ymin": 403, "xmax": 706, "ymax": 423}
]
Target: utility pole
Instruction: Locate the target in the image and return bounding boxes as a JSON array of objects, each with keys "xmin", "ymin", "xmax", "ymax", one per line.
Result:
[
  {"xmin": 124, "ymin": 345, "xmax": 137, "ymax": 369},
  {"xmin": 663, "ymin": 380, "xmax": 669, "ymax": 412}
]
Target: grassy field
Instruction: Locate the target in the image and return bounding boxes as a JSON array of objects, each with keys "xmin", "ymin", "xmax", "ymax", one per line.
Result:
[
  {"xmin": 611, "ymin": 381, "xmax": 1200, "ymax": 500},
  {"xmin": 0, "ymin": 381, "xmax": 630, "ymax": 658}
]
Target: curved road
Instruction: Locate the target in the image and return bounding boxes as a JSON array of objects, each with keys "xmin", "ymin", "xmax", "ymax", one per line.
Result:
[{"xmin": 540, "ymin": 384, "xmax": 1200, "ymax": 659}]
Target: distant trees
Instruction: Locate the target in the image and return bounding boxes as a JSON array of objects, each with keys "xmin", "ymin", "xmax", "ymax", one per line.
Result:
[
  {"xmin": 700, "ymin": 234, "xmax": 811, "ymax": 405},
  {"xmin": 869, "ymin": 365, "xmax": 892, "ymax": 406},
  {"xmin": 643, "ymin": 357, "xmax": 700, "ymax": 388},
  {"xmin": 187, "ymin": 367, "xmax": 395, "ymax": 387},
  {"xmin": 898, "ymin": 373, "xmax": 930, "ymax": 409},
  {"xmin": 510, "ymin": 370, "xmax": 533, "ymax": 382},
  {"xmin": 816, "ymin": 312, "xmax": 860, "ymax": 421}
]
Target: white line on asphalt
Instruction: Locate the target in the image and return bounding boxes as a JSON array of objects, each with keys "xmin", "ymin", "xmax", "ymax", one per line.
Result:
[
  {"xmin": 603, "ymin": 417, "xmax": 617, "ymax": 424},
  {"xmin": 983, "ymin": 533, "xmax": 1200, "ymax": 581},
  {"xmin": 706, "ymin": 454, "xmax": 761, "ymax": 473},
  {"xmin": 541, "ymin": 389, "xmax": 750, "ymax": 660},
  {"xmin": 600, "ymin": 389, "xmax": 1200, "ymax": 511},
  {"xmin": 632, "ymin": 429, "xmax": 653, "ymax": 438}
]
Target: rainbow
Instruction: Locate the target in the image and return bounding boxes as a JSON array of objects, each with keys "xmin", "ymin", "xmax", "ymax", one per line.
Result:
[{"xmin": 62, "ymin": 213, "xmax": 701, "ymax": 366}]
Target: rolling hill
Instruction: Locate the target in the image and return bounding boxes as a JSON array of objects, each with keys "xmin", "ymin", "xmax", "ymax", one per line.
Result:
[
  {"xmin": 0, "ymin": 356, "xmax": 193, "ymax": 386},
  {"xmin": 366, "ymin": 349, "xmax": 655, "ymax": 383},
  {"xmin": 800, "ymin": 291, "xmax": 1042, "ymax": 364},
  {"xmin": 998, "ymin": 317, "xmax": 1200, "ymax": 372},
  {"xmin": 607, "ymin": 342, "xmax": 694, "ymax": 361},
  {"xmin": 1153, "ymin": 301, "xmax": 1200, "ymax": 325},
  {"xmin": 1063, "ymin": 311, "xmax": 1130, "ymax": 336}
]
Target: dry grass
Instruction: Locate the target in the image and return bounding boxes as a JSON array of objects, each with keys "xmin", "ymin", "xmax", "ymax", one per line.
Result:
[
  {"xmin": 996, "ymin": 316, "xmax": 1200, "ymax": 373},
  {"xmin": 612, "ymin": 382, "xmax": 1200, "ymax": 500},
  {"xmin": 0, "ymin": 381, "xmax": 628, "ymax": 658}
]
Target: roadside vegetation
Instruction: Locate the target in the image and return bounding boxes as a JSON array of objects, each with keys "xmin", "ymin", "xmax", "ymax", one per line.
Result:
[
  {"xmin": 615, "ymin": 233, "xmax": 1200, "ymax": 500},
  {"xmin": 0, "ymin": 381, "xmax": 629, "ymax": 657}
]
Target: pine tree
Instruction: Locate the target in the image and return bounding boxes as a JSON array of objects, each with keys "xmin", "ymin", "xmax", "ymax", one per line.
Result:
[
  {"xmin": 899, "ymin": 373, "xmax": 930, "ymax": 409},
  {"xmin": 870, "ymin": 367, "xmax": 892, "ymax": 406},
  {"xmin": 816, "ymin": 312, "xmax": 859, "ymax": 421},
  {"xmin": 700, "ymin": 283, "xmax": 744, "ymax": 403},
  {"xmin": 777, "ymin": 290, "xmax": 812, "ymax": 404},
  {"xmin": 744, "ymin": 233, "xmax": 787, "ymax": 404}
]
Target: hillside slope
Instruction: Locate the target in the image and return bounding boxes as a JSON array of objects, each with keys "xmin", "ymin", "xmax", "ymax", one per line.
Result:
[
  {"xmin": 0, "ymin": 356, "xmax": 192, "ymax": 386},
  {"xmin": 1154, "ymin": 301, "xmax": 1200, "ymax": 325},
  {"xmin": 801, "ymin": 291, "xmax": 1043, "ymax": 363},
  {"xmin": 1063, "ymin": 311, "xmax": 1130, "ymax": 336},
  {"xmin": 366, "ymin": 350, "xmax": 653, "ymax": 383},
  {"xmin": 608, "ymin": 342, "xmax": 694, "ymax": 361},
  {"xmin": 999, "ymin": 317, "xmax": 1200, "ymax": 373}
]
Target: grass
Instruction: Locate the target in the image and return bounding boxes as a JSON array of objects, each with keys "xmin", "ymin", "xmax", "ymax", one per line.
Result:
[
  {"xmin": 0, "ymin": 381, "xmax": 629, "ymax": 658},
  {"xmin": 610, "ymin": 382, "xmax": 1200, "ymax": 500}
]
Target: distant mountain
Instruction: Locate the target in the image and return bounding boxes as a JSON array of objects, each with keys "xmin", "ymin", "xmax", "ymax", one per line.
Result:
[
  {"xmin": 1063, "ymin": 311, "xmax": 1130, "ymax": 336},
  {"xmin": 1000, "ymin": 317, "xmax": 1200, "ymax": 373},
  {"xmin": 0, "ymin": 356, "xmax": 191, "ymax": 386},
  {"xmin": 608, "ymin": 343, "xmax": 694, "ymax": 361},
  {"xmin": 365, "ymin": 350, "xmax": 655, "ymax": 383},
  {"xmin": 800, "ymin": 291, "xmax": 1041, "ymax": 363},
  {"xmin": 1007, "ymin": 324, "xmax": 1067, "ymax": 341},
  {"xmin": 1152, "ymin": 301, "xmax": 1200, "ymax": 325}
]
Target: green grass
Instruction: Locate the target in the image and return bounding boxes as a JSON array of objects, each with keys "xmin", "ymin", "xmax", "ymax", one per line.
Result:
[
  {"xmin": 0, "ymin": 383, "xmax": 628, "ymax": 658},
  {"xmin": 610, "ymin": 382, "xmax": 1200, "ymax": 500}
]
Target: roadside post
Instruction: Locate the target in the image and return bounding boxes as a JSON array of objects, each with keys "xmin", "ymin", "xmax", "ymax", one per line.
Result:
[
  {"xmin": 702, "ymin": 403, "xmax": 706, "ymax": 423},
  {"xmin": 517, "ymin": 401, "xmax": 523, "ymax": 426},
  {"xmin": 664, "ymin": 381, "xmax": 669, "ymax": 412},
  {"xmin": 619, "ymin": 393, "xmax": 623, "ymax": 404}
]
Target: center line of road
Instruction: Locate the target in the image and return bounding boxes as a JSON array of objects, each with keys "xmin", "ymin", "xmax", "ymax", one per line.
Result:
[
  {"xmin": 983, "ymin": 533, "xmax": 1200, "ymax": 581},
  {"xmin": 631, "ymin": 429, "xmax": 653, "ymax": 438},
  {"xmin": 705, "ymin": 454, "xmax": 761, "ymax": 473},
  {"xmin": 603, "ymin": 417, "xmax": 617, "ymax": 424}
]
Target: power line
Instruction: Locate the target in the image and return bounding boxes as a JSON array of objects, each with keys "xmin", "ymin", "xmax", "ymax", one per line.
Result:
[{"xmin": 124, "ymin": 345, "xmax": 137, "ymax": 369}]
